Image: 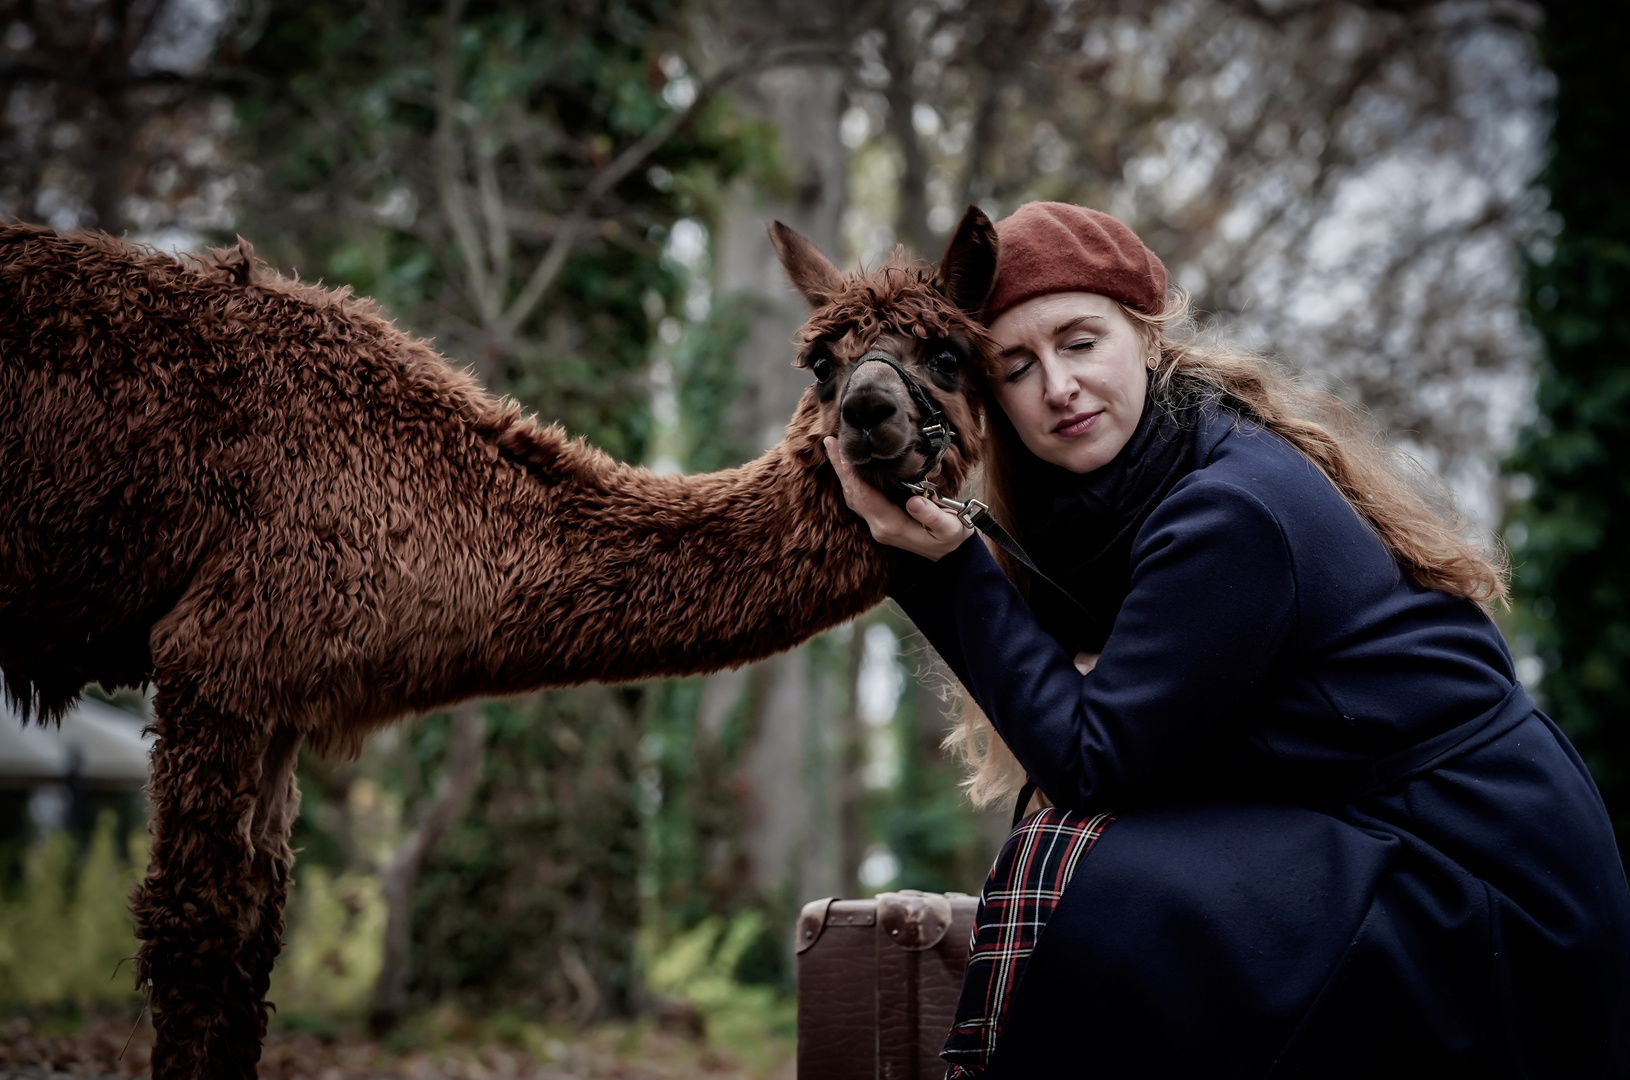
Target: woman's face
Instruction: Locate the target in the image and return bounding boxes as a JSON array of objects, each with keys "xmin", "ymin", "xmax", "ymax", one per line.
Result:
[{"xmin": 987, "ymin": 292, "xmax": 1152, "ymax": 475}]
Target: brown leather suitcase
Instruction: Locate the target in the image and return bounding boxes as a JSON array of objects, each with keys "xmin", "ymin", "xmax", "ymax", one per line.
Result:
[{"xmin": 795, "ymin": 890, "xmax": 979, "ymax": 1080}]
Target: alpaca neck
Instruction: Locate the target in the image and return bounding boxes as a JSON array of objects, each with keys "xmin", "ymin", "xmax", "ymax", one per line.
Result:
[{"xmin": 486, "ymin": 410, "xmax": 897, "ymax": 692}]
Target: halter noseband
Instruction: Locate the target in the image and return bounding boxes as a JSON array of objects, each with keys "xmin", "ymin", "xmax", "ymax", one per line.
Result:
[{"xmin": 845, "ymin": 348, "xmax": 959, "ymax": 484}]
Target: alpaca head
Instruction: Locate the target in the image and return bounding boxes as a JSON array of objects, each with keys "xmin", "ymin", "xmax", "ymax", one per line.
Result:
[{"xmin": 771, "ymin": 207, "xmax": 998, "ymax": 502}]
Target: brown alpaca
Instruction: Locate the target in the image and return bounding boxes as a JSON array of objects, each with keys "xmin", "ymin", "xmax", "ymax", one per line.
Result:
[{"xmin": 0, "ymin": 208, "xmax": 997, "ymax": 1078}]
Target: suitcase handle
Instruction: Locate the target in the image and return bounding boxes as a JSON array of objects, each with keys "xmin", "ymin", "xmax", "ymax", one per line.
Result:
[
  {"xmin": 796, "ymin": 892, "xmax": 958, "ymax": 954},
  {"xmin": 878, "ymin": 890, "xmax": 955, "ymax": 951}
]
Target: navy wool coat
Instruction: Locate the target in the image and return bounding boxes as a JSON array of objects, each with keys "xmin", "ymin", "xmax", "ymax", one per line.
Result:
[{"xmin": 891, "ymin": 409, "xmax": 1630, "ymax": 1077}]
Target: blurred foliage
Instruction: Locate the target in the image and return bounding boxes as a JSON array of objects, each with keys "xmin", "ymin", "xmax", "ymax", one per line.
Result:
[
  {"xmin": 407, "ymin": 691, "xmax": 644, "ymax": 1018},
  {"xmin": 1507, "ymin": 0, "xmax": 1630, "ymax": 853},
  {"xmin": 0, "ymin": 812, "xmax": 144, "ymax": 1009},
  {"xmin": 670, "ymin": 293, "xmax": 757, "ymax": 474},
  {"xmin": 0, "ymin": 0, "xmax": 240, "ymax": 235},
  {"xmin": 641, "ymin": 911, "xmax": 793, "ymax": 1068},
  {"xmin": 640, "ymin": 678, "xmax": 753, "ymax": 937},
  {"xmin": 230, "ymin": 0, "xmax": 769, "ymax": 460},
  {"xmin": 639, "ymin": 663, "xmax": 798, "ymax": 999},
  {"xmin": 873, "ymin": 743, "xmax": 991, "ymax": 898},
  {"xmin": 271, "ymin": 868, "xmax": 388, "ymax": 1021},
  {"xmin": 872, "ymin": 618, "xmax": 998, "ymax": 898}
]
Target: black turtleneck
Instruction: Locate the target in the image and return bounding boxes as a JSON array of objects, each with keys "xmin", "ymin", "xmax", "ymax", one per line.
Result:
[{"xmin": 1019, "ymin": 395, "xmax": 1201, "ymax": 653}]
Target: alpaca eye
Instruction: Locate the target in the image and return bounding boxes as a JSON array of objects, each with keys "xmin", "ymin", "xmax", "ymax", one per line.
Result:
[
  {"xmin": 930, "ymin": 347, "xmax": 959, "ymax": 375},
  {"xmin": 811, "ymin": 354, "xmax": 834, "ymax": 382}
]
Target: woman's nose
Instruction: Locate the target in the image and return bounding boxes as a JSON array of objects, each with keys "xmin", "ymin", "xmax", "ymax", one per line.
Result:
[{"xmin": 1040, "ymin": 358, "xmax": 1077, "ymax": 408}]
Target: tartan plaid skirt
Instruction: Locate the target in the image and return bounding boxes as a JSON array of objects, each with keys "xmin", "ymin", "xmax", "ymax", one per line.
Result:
[{"xmin": 942, "ymin": 807, "xmax": 1115, "ymax": 1079}]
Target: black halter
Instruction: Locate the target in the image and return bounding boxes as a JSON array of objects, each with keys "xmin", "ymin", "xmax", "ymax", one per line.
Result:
[
  {"xmin": 845, "ymin": 348, "xmax": 1086, "ymax": 617},
  {"xmin": 848, "ymin": 349, "xmax": 958, "ymax": 483}
]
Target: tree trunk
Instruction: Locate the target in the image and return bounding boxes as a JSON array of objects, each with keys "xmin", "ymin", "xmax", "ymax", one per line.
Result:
[
  {"xmin": 880, "ymin": 5, "xmax": 935, "ymax": 258},
  {"xmin": 86, "ymin": 96, "xmax": 136, "ymax": 235},
  {"xmin": 368, "ymin": 699, "xmax": 487, "ymax": 1033},
  {"xmin": 838, "ymin": 615, "xmax": 870, "ymax": 898},
  {"xmin": 709, "ymin": 55, "xmax": 854, "ymax": 926},
  {"xmin": 715, "ymin": 58, "xmax": 849, "ymax": 452}
]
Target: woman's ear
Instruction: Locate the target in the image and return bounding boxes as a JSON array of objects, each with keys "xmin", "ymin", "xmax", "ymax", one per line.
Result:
[
  {"xmin": 934, "ymin": 206, "xmax": 999, "ymax": 317},
  {"xmin": 768, "ymin": 221, "xmax": 844, "ymax": 308},
  {"xmin": 1136, "ymin": 321, "xmax": 1163, "ymax": 369}
]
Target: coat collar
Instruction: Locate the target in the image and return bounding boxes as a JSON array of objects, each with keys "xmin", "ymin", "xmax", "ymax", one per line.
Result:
[{"xmin": 1021, "ymin": 400, "xmax": 1236, "ymax": 651}]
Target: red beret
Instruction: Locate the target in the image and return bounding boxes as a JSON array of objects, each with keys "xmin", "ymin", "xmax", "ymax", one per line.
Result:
[{"xmin": 986, "ymin": 202, "xmax": 1168, "ymax": 319}]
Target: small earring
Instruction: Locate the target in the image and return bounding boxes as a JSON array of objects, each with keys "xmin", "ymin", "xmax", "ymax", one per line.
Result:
[{"xmin": 1146, "ymin": 356, "xmax": 1158, "ymax": 369}]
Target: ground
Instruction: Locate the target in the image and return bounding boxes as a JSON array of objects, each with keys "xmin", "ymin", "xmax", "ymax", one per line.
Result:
[{"xmin": 0, "ymin": 1012, "xmax": 794, "ymax": 1080}]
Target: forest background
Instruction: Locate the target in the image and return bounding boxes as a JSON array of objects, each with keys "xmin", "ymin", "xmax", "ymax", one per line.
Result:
[{"xmin": 0, "ymin": 0, "xmax": 1623, "ymax": 1074}]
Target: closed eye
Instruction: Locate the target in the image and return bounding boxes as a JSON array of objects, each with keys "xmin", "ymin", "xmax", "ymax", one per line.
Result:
[
  {"xmin": 1002, "ymin": 361, "xmax": 1034, "ymax": 383},
  {"xmin": 1063, "ymin": 338, "xmax": 1098, "ymax": 353}
]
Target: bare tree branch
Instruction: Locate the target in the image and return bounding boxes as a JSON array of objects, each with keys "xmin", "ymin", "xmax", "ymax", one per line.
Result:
[
  {"xmin": 432, "ymin": 0, "xmax": 508, "ymax": 353},
  {"xmin": 369, "ymin": 700, "xmax": 487, "ymax": 1033},
  {"xmin": 485, "ymin": 42, "xmax": 829, "ymax": 350}
]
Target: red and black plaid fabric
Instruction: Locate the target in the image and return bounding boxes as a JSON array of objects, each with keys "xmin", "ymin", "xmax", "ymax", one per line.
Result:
[{"xmin": 942, "ymin": 807, "xmax": 1115, "ymax": 1078}]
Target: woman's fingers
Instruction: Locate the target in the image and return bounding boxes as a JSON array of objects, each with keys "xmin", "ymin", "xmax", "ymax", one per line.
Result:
[
  {"xmin": 825, "ymin": 434, "xmax": 857, "ymax": 490},
  {"xmin": 824, "ymin": 437, "xmax": 894, "ymax": 518},
  {"xmin": 905, "ymin": 494, "xmax": 969, "ymax": 541},
  {"xmin": 823, "ymin": 436, "xmax": 901, "ymax": 528},
  {"xmin": 822, "ymin": 437, "xmax": 973, "ymax": 561}
]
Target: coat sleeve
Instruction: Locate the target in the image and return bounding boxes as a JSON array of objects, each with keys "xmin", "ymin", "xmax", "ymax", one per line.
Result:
[{"xmin": 889, "ymin": 478, "xmax": 1297, "ymax": 809}]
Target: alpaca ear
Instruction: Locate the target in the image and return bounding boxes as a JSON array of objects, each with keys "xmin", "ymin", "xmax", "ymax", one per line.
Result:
[
  {"xmin": 769, "ymin": 221, "xmax": 844, "ymax": 308},
  {"xmin": 933, "ymin": 206, "xmax": 998, "ymax": 317}
]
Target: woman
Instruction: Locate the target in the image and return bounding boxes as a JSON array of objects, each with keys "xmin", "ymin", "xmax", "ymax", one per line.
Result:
[{"xmin": 826, "ymin": 203, "xmax": 1630, "ymax": 1077}]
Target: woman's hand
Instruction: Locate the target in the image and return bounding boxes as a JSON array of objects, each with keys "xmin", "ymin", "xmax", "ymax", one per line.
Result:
[{"xmin": 824, "ymin": 436, "xmax": 972, "ymax": 561}]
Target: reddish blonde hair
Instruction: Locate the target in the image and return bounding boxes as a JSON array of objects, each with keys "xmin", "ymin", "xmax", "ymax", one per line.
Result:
[{"xmin": 947, "ymin": 290, "xmax": 1508, "ymax": 807}]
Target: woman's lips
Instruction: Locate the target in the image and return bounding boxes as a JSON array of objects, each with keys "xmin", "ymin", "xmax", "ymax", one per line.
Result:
[{"xmin": 1053, "ymin": 411, "xmax": 1100, "ymax": 438}]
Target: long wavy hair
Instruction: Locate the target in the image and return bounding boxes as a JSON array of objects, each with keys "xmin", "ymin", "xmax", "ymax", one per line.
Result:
[{"xmin": 945, "ymin": 290, "xmax": 1509, "ymax": 808}]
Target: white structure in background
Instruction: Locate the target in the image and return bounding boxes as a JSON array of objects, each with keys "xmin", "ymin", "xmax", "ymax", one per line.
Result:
[
  {"xmin": 0, "ymin": 697, "xmax": 153, "ymax": 831},
  {"xmin": 858, "ymin": 623, "xmax": 905, "ymax": 791}
]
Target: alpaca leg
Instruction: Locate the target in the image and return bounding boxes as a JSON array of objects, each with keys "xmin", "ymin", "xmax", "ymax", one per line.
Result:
[{"xmin": 134, "ymin": 686, "xmax": 279, "ymax": 1080}]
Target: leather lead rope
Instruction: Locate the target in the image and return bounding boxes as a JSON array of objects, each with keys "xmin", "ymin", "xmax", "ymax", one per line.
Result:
[
  {"xmin": 1011, "ymin": 779, "xmax": 1038, "ymax": 828},
  {"xmin": 903, "ymin": 479, "xmax": 1098, "ymax": 629}
]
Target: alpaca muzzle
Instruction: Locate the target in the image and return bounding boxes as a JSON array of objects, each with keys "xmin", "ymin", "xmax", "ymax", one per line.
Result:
[{"xmin": 837, "ymin": 349, "xmax": 958, "ymax": 497}]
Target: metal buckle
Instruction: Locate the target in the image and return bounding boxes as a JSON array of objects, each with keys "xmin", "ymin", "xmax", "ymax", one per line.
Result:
[
  {"xmin": 904, "ymin": 482, "xmax": 987, "ymax": 530},
  {"xmin": 956, "ymin": 497, "xmax": 989, "ymax": 529},
  {"xmin": 904, "ymin": 480, "xmax": 938, "ymax": 501}
]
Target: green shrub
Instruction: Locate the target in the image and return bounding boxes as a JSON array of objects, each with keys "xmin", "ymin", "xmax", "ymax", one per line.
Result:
[
  {"xmin": 0, "ymin": 812, "xmax": 145, "ymax": 1007},
  {"xmin": 0, "ymin": 813, "xmax": 387, "ymax": 1022},
  {"xmin": 642, "ymin": 911, "xmax": 794, "ymax": 1067},
  {"xmin": 268, "ymin": 867, "xmax": 386, "ymax": 1021}
]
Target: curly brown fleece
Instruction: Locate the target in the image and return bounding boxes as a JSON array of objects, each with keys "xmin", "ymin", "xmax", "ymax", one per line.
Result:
[{"xmin": 0, "ymin": 219, "xmax": 992, "ymax": 1078}]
